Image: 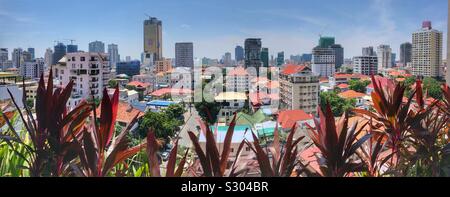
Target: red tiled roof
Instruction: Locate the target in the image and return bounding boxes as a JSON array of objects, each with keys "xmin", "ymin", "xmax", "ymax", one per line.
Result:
[
  {"xmin": 338, "ymin": 90, "xmax": 366, "ymax": 99},
  {"xmin": 367, "ymin": 83, "xmax": 374, "ymax": 89},
  {"xmin": 127, "ymin": 81, "xmax": 151, "ymax": 87},
  {"xmin": 150, "ymin": 88, "xmax": 192, "ymax": 97},
  {"xmin": 277, "ymin": 109, "xmax": 313, "ymax": 129},
  {"xmin": 281, "ymin": 64, "xmax": 307, "ymax": 75},
  {"xmin": 94, "ymin": 102, "xmax": 143, "ymax": 124},
  {"xmin": 337, "ymin": 84, "xmax": 349, "ymax": 89},
  {"xmin": 249, "ymin": 92, "xmax": 280, "ymax": 105},
  {"xmin": 228, "ymin": 67, "xmax": 248, "ymax": 76}
]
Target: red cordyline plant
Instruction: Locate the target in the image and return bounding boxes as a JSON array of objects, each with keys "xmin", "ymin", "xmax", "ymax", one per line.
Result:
[
  {"xmin": 246, "ymin": 124, "xmax": 308, "ymax": 177},
  {"xmin": 357, "ymin": 119, "xmax": 393, "ymax": 177},
  {"xmin": 145, "ymin": 130, "xmax": 189, "ymax": 177},
  {"xmin": 73, "ymin": 87, "xmax": 146, "ymax": 177},
  {"xmin": 188, "ymin": 114, "xmax": 249, "ymax": 177},
  {"xmin": 405, "ymin": 81, "xmax": 449, "ymax": 176},
  {"xmin": 353, "ymin": 76, "xmax": 434, "ymax": 168},
  {"xmin": 0, "ymin": 70, "xmax": 92, "ymax": 176},
  {"xmin": 306, "ymin": 103, "xmax": 372, "ymax": 177}
]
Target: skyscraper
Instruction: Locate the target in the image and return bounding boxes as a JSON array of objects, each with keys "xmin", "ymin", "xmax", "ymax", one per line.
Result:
[
  {"xmin": 362, "ymin": 46, "xmax": 376, "ymax": 56},
  {"xmin": 67, "ymin": 44, "xmax": 78, "ymax": 53},
  {"xmin": 331, "ymin": 44, "xmax": 344, "ymax": 69},
  {"xmin": 261, "ymin": 48, "xmax": 269, "ymax": 67},
  {"xmin": 89, "ymin": 41, "xmax": 105, "ymax": 53},
  {"xmin": 353, "ymin": 47, "xmax": 378, "ymax": 75},
  {"xmin": 108, "ymin": 44, "xmax": 120, "ymax": 69},
  {"xmin": 144, "ymin": 17, "xmax": 163, "ymax": 63},
  {"xmin": 0, "ymin": 48, "xmax": 8, "ymax": 70},
  {"xmin": 27, "ymin": 48, "xmax": 35, "ymax": 60},
  {"xmin": 175, "ymin": 42, "xmax": 194, "ymax": 68},
  {"xmin": 412, "ymin": 21, "xmax": 443, "ymax": 78},
  {"xmin": 277, "ymin": 51, "xmax": 285, "ymax": 66},
  {"xmin": 244, "ymin": 38, "xmax": 262, "ymax": 73},
  {"xmin": 53, "ymin": 43, "xmax": 66, "ymax": 65},
  {"xmin": 312, "ymin": 37, "xmax": 342, "ymax": 77},
  {"xmin": 12, "ymin": 48, "xmax": 23, "ymax": 68},
  {"xmin": 0, "ymin": 48, "xmax": 8, "ymax": 63},
  {"xmin": 223, "ymin": 52, "xmax": 232, "ymax": 67},
  {"xmin": 235, "ymin": 45, "xmax": 244, "ymax": 62},
  {"xmin": 447, "ymin": 2, "xmax": 450, "ymax": 85},
  {"xmin": 44, "ymin": 48, "xmax": 53, "ymax": 68},
  {"xmin": 400, "ymin": 42, "xmax": 412, "ymax": 65},
  {"xmin": 377, "ymin": 45, "xmax": 393, "ymax": 71}
]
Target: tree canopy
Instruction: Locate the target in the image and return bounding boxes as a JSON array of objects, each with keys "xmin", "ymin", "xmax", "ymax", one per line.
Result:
[
  {"xmin": 348, "ymin": 79, "xmax": 371, "ymax": 93},
  {"xmin": 320, "ymin": 91, "xmax": 356, "ymax": 117}
]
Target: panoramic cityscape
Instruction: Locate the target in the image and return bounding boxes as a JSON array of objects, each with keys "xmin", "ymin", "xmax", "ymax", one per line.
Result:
[{"xmin": 0, "ymin": 0, "xmax": 450, "ymax": 183}]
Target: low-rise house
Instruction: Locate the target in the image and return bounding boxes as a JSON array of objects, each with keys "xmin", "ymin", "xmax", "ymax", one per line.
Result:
[
  {"xmin": 215, "ymin": 92, "xmax": 247, "ymax": 121},
  {"xmin": 277, "ymin": 109, "xmax": 315, "ymax": 132},
  {"xmin": 199, "ymin": 125, "xmax": 255, "ymax": 158},
  {"xmin": 338, "ymin": 90, "xmax": 367, "ymax": 108},
  {"xmin": 150, "ymin": 87, "xmax": 192, "ymax": 102}
]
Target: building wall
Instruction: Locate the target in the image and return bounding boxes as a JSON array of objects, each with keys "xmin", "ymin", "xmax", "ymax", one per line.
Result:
[
  {"xmin": 412, "ymin": 27, "xmax": 443, "ymax": 77},
  {"xmin": 117, "ymin": 61, "xmax": 140, "ymax": 77},
  {"xmin": 175, "ymin": 42, "xmax": 194, "ymax": 68},
  {"xmin": 377, "ymin": 45, "xmax": 393, "ymax": 70},
  {"xmin": 54, "ymin": 52, "xmax": 109, "ymax": 109},
  {"xmin": 353, "ymin": 56, "xmax": 378, "ymax": 75},
  {"xmin": 280, "ymin": 70, "xmax": 319, "ymax": 115},
  {"xmin": 144, "ymin": 17, "xmax": 163, "ymax": 61}
]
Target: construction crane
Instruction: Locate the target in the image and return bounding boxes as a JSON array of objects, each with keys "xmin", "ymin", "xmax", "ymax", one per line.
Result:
[{"xmin": 64, "ymin": 39, "xmax": 76, "ymax": 45}]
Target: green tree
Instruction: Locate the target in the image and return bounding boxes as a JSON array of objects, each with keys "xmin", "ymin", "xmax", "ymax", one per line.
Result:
[
  {"xmin": 108, "ymin": 79, "xmax": 118, "ymax": 88},
  {"xmin": 194, "ymin": 100, "xmax": 221, "ymax": 124},
  {"xmin": 348, "ymin": 79, "xmax": 371, "ymax": 93},
  {"xmin": 137, "ymin": 104, "xmax": 185, "ymax": 141},
  {"xmin": 422, "ymin": 77, "xmax": 443, "ymax": 99},
  {"xmin": 404, "ymin": 76, "xmax": 442, "ymax": 99},
  {"xmin": 320, "ymin": 91, "xmax": 355, "ymax": 117},
  {"xmin": 25, "ymin": 99, "xmax": 34, "ymax": 109}
]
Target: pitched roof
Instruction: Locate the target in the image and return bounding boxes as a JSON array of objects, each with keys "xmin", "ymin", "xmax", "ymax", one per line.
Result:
[
  {"xmin": 150, "ymin": 88, "xmax": 192, "ymax": 97},
  {"xmin": 337, "ymin": 83, "xmax": 349, "ymax": 89},
  {"xmin": 127, "ymin": 81, "xmax": 151, "ymax": 87},
  {"xmin": 228, "ymin": 67, "xmax": 249, "ymax": 76},
  {"xmin": 94, "ymin": 102, "xmax": 143, "ymax": 124},
  {"xmin": 215, "ymin": 92, "xmax": 247, "ymax": 101},
  {"xmin": 338, "ymin": 90, "xmax": 367, "ymax": 99},
  {"xmin": 281, "ymin": 64, "xmax": 307, "ymax": 75},
  {"xmin": 249, "ymin": 92, "xmax": 280, "ymax": 105},
  {"xmin": 277, "ymin": 109, "xmax": 313, "ymax": 129}
]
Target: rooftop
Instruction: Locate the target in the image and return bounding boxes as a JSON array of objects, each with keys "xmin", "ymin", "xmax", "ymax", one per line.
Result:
[
  {"xmin": 215, "ymin": 92, "xmax": 247, "ymax": 101},
  {"xmin": 277, "ymin": 109, "xmax": 313, "ymax": 129},
  {"xmin": 199, "ymin": 125, "xmax": 255, "ymax": 143},
  {"xmin": 281, "ymin": 64, "xmax": 307, "ymax": 75},
  {"xmin": 338, "ymin": 90, "xmax": 367, "ymax": 99}
]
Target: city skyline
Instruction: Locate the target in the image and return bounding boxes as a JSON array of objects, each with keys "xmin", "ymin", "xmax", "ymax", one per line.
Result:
[{"xmin": 0, "ymin": 0, "xmax": 448, "ymax": 60}]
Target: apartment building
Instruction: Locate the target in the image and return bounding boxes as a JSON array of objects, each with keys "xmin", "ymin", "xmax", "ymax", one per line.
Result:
[
  {"xmin": 54, "ymin": 52, "xmax": 110, "ymax": 109},
  {"xmin": 279, "ymin": 64, "xmax": 320, "ymax": 115}
]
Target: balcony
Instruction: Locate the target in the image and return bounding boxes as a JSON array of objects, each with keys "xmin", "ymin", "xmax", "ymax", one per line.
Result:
[
  {"xmin": 89, "ymin": 70, "xmax": 100, "ymax": 76},
  {"xmin": 90, "ymin": 78, "xmax": 99, "ymax": 82}
]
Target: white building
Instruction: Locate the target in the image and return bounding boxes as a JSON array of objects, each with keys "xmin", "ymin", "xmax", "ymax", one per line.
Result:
[
  {"xmin": 44, "ymin": 48, "xmax": 53, "ymax": 69},
  {"xmin": 377, "ymin": 45, "xmax": 393, "ymax": 71},
  {"xmin": 312, "ymin": 47, "xmax": 336, "ymax": 77},
  {"xmin": 20, "ymin": 58, "xmax": 44, "ymax": 80},
  {"xmin": 54, "ymin": 52, "xmax": 110, "ymax": 109},
  {"xmin": 225, "ymin": 67, "xmax": 250, "ymax": 92},
  {"xmin": 353, "ymin": 56, "xmax": 378, "ymax": 75},
  {"xmin": 412, "ymin": 21, "xmax": 443, "ymax": 78}
]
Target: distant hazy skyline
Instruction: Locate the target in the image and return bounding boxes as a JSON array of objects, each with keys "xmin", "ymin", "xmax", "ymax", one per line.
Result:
[{"xmin": 0, "ymin": 0, "xmax": 447, "ymax": 60}]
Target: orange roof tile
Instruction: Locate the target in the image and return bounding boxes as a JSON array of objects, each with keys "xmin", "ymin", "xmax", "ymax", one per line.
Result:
[
  {"xmin": 277, "ymin": 109, "xmax": 313, "ymax": 129},
  {"xmin": 94, "ymin": 102, "xmax": 143, "ymax": 125},
  {"xmin": 281, "ymin": 64, "xmax": 307, "ymax": 75},
  {"xmin": 338, "ymin": 90, "xmax": 366, "ymax": 99},
  {"xmin": 150, "ymin": 88, "xmax": 192, "ymax": 97},
  {"xmin": 337, "ymin": 83, "xmax": 349, "ymax": 89},
  {"xmin": 127, "ymin": 81, "xmax": 151, "ymax": 87},
  {"xmin": 228, "ymin": 67, "xmax": 248, "ymax": 76}
]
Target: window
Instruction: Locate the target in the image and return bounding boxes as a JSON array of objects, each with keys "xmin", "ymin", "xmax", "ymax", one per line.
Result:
[
  {"xmin": 81, "ymin": 57, "xmax": 85, "ymax": 61},
  {"xmin": 245, "ymin": 147, "xmax": 250, "ymax": 152},
  {"xmin": 231, "ymin": 148, "xmax": 234, "ymax": 153}
]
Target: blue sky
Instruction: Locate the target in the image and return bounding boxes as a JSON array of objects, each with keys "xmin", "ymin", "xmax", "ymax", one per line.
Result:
[{"xmin": 0, "ymin": 0, "xmax": 447, "ymax": 60}]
